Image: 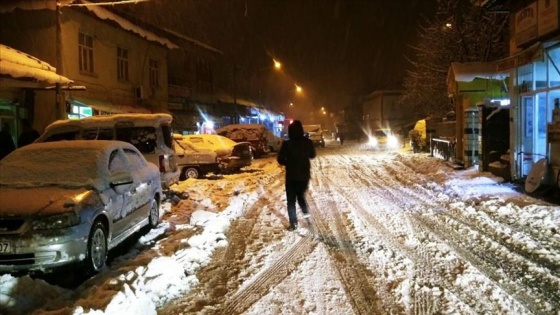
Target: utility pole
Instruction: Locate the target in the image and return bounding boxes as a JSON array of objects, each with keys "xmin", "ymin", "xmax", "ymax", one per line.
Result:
[{"xmin": 55, "ymin": 2, "xmax": 64, "ymax": 119}]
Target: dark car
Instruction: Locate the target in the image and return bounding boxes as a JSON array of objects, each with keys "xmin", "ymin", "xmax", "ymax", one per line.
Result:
[{"xmin": 216, "ymin": 124, "xmax": 270, "ymax": 158}]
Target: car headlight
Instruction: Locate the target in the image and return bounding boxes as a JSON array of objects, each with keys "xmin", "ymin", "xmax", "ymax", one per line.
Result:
[
  {"xmin": 31, "ymin": 212, "xmax": 81, "ymax": 231},
  {"xmin": 369, "ymin": 137, "xmax": 378, "ymax": 147},
  {"xmin": 388, "ymin": 135, "xmax": 399, "ymax": 147}
]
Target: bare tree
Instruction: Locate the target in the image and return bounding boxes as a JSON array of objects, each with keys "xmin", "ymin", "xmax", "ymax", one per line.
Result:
[{"xmin": 401, "ymin": 0, "xmax": 509, "ymax": 118}]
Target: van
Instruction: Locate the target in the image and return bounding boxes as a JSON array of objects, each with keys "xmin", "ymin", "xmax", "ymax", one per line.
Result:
[{"xmin": 36, "ymin": 113, "xmax": 179, "ymax": 188}]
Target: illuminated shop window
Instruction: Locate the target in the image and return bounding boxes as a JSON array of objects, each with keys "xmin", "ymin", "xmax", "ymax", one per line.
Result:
[
  {"xmin": 69, "ymin": 105, "xmax": 93, "ymax": 119},
  {"xmin": 517, "ymin": 63, "xmax": 533, "ymax": 93},
  {"xmin": 549, "ymin": 45, "xmax": 560, "ymax": 88}
]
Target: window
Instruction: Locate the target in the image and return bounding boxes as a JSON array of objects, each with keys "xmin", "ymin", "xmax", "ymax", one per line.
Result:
[
  {"xmin": 516, "ymin": 63, "xmax": 534, "ymax": 93},
  {"xmin": 78, "ymin": 32, "xmax": 94, "ymax": 73},
  {"xmin": 149, "ymin": 58, "xmax": 159, "ymax": 88},
  {"xmin": 124, "ymin": 149, "xmax": 147, "ymax": 169},
  {"xmin": 109, "ymin": 149, "xmax": 130, "ymax": 174},
  {"xmin": 116, "ymin": 126, "xmax": 157, "ymax": 153},
  {"xmin": 548, "ymin": 45, "xmax": 560, "ymax": 88},
  {"xmin": 82, "ymin": 128, "xmax": 113, "ymax": 140},
  {"xmin": 117, "ymin": 47, "xmax": 129, "ymax": 81}
]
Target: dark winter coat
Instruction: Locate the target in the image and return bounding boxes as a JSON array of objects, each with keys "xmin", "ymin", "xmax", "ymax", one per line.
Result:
[{"xmin": 277, "ymin": 120, "xmax": 316, "ymax": 181}]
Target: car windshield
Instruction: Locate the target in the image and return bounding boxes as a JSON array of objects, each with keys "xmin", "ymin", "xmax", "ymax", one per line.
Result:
[{"xmin": 0, "ymin": 147, "xmax": 102, "ymax": 186}]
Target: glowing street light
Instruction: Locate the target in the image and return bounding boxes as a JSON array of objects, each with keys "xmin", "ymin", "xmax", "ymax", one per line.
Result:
[
  {"xmin": 273, "ymin": 59, "xmax": 282, "ymax": 70},
  {"xmin": 295, "ymin": 84, "xmax": 302, "ymax": 93}
]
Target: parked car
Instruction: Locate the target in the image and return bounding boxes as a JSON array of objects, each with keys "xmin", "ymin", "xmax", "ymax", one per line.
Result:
[
  {"xmin": 35, "ymin": 113, "xmax": 179, "ymax": 188},
  {"xmin": 368, "ymin": 128, "xmax": 403, "ymax": 150},
  {"xmin": 265, "ymin": 129, "xmax": 284, "ymax": 152},
  {"xmin": 181, "ymin": 134, "xmax": 253, "ymax": 174},
  {"xmin": 303, "ymin": 124, "xmax": 326, "ymax": 147},
  {"xmin": 0, "ymin": 140, "xmax": 162, "ymax": 274},
  {"xmin": 173, "ymin": 133, "xmax": 218, "ymax": 179},
  {"xmin": 216, "ymin": 124, "xmax": 270, "ymax": 158}
]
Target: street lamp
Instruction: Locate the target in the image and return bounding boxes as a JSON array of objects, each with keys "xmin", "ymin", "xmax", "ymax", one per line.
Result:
[
  {"xmin": 273, "ymin": 59, "xmax": 282, "ymax": 70},
  {"xmin": 295, "ymin": 84, "xmax": 302, "ymax": 93}
]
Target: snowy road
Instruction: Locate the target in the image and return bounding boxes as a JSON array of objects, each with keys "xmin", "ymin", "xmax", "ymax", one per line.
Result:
[
  {"xmin": 2, "ymin": 140, "xmax": 559, "ymax": 315},
  {"xmin": 159, "ymin": 141, "xmax": 560, "ymax": 315}
]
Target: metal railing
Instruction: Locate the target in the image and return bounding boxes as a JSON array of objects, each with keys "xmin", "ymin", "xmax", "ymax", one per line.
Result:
[{"xmin": 430, "ymin": 137, "xmax": 456, "ymax": 161}]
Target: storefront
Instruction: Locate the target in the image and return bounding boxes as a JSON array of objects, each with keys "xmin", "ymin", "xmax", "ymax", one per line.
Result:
[{"xmin": 509, "ymin": 42, "xmax": 560, "ymax": 182}]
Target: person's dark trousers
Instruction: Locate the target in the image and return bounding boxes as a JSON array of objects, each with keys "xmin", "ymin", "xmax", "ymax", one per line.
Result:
[{"xmin": 286, "ymin": 180, "xmax": 310, "ymax": 226}]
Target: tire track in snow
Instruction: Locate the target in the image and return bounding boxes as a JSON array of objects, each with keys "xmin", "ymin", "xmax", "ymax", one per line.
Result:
[
  {"xmin": 159, "ymin": 179, "xmax": 289, "ymax": 314},
  {"xmin": 349, "ymin": 155, "xmax": 559, "ymax": 313},
  {"xmin": 305, "ymin": 155, "xmax": 396, "ymax": 314},
  {"xmin": 312, "ymin": 156, "xmax": 483, "ymax": 314}
]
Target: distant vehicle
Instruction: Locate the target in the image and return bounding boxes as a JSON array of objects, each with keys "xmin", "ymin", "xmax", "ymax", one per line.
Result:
[
  {"xmin": 265, "ymin": 129, "xmax": 284, "ymax": 152},
  {"xmin": 368, "ymin": 128, "xmax": 403, "ymax": 150},
  {"xmin": 35, "ymin": 114, "xmax": 179, "ymax": 188},
  {"xmin": 0, "ymin": 140, "xmax": 162, "ymax": 274},
  {"xmin": 216, "ymin": 124, "xmax": 270, "ymax": 158},
  {"xmin": 173, "ymin": 134, "xmax": 253, "ymax": 178},
  {"xmin": 303, "ymin": 124, "xmax": 325, "ymax": 147}
]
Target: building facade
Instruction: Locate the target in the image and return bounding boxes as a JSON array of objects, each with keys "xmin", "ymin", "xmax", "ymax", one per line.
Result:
[{"xmin": 0, "ymin": 1, "xmax": 175, "ymax": 133}]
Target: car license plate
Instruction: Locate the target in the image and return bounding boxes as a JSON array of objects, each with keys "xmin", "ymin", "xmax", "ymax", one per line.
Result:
[{"xmin": 0, "ymin": 242, "xmax": 11, "ymax": 253}]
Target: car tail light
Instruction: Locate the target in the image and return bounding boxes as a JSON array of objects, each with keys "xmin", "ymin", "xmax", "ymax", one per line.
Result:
[{"xmin": 158, "ymin": 155, "xmax": 166, "ymax": 173}]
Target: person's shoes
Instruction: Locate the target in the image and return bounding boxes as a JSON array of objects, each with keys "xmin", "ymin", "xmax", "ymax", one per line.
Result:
[
  {"xmin": 287, "ymin": 223, "xmax": 298, "ymax": 231},
  {"xmin": 302, "ymin": 213, "xmax": 310, "ymax": 219}
]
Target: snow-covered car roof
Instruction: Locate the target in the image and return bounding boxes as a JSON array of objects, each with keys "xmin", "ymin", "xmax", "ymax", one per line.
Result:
[
  {"xmin": 216, "ymin": 124, "xmax": 267, "ymax": 141},
  {"xmin": 303, "ymin": 125, "xmax": 322, "ymax": 133},
  {"xmin": 0, "ymin": 140, "xmax": 141, "ymax": 188},
  {"xmin": 182, "ymin": 134, "xmax": 241, "ymax": 151},
  {"xmin": 44, "ymin": 113, "xmax": 173, "ymax": 131}
]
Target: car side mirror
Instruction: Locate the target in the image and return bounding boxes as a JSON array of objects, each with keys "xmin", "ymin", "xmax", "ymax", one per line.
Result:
[{"xmin": 109, "ymin": 172, "xmax": 134, "ymax": 194}]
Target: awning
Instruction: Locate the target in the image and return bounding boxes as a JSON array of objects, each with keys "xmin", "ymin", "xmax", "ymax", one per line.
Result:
[
  {"xmin": 447, "ymin": 62, "xmax": 510, "ymax": 83},
  {"xmin": 447, "ymin": 42, "xmax": 543, "ymax": 83},
  {"xmin": 69, "ymin": 97, "xmax": 151, "ymax": 114},
  {"xmin": 0, "ymin": 44, "xmax": 73, "ymax": 85}
]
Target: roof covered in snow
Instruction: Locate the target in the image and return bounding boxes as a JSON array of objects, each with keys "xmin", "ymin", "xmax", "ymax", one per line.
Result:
[
  {"xmin": 0, "ymin": 0, "xmax": 178, "ymax": 49},
  {"xmin": 0, "ymin": 44, "xmax": 73, "ymax": 85}
]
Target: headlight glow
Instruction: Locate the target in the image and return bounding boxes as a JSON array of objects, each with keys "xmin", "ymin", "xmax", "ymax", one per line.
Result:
[
  {"xmin": 32, "ymin": 212, "xmax": 81, "ymax": 231},
  {"xmin": 388, "ymin": 135, "xmax": 399, "ymax": 147},
  {"xmin": 368, "ymin": 137, "xmax": 378, "ymax": 147}
]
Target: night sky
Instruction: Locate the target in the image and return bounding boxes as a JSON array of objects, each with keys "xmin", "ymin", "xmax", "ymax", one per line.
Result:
[{"xmin": 124, "ymin": 0, "xmax": 436, "ymax": 115}]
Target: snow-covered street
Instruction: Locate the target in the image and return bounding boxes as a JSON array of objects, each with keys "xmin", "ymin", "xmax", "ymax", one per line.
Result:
[{"xmin": 2, "ymin": 140, "xmax": 559, "ymax": 315}]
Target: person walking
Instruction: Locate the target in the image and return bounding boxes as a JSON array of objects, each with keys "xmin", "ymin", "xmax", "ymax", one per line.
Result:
[
  {"xmin": 277, "ymin": 120, "xmax": 316, "ymax": 231},
  {"xmin": 0, "ymin": 122, "xmax": 16, "ymax": 160},
  {"xmin": 338, "ymin": 131, "xmax": 345, "ymax": 145}
]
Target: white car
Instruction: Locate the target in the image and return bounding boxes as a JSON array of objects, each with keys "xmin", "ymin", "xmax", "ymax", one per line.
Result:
[
  {"xmin": 368, "ymin": 128, "xmax": 403, "ymax": 150},
  {"xmin": 175, "ymin": 134, "xmax": 253, "ymax": 177},
  {"xmin": 0, "ymin": 140, "xmax": 162, "ymax": 274},
  {"xmin": 303, "ymin": 124, "xmax": 326, "ymax": 147},
  {"xmin": 265, "ymin": 130, "xmax": 284, "ymax": 152}
]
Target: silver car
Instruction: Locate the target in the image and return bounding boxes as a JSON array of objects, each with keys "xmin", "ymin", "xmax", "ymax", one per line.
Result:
[{"xmin": 0, "ymin": 140, "xmax": 162, "ymax": 274}]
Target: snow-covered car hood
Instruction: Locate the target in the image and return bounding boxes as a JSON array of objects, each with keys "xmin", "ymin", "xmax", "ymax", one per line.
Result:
[{"xmin": 0, "ymin": 186, "xmax": 91, "ymax": 216}]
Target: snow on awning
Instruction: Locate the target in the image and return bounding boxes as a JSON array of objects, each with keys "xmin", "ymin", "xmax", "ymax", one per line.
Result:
[
  {"xmin": 0, "ymin": 1, "xmax": 177, "ymax": 50},
  {"xmin": 447, "ymin": 62, "xmax": 509, "ymax": 84},
  {"xmin": 447, "ymin": 42, "xmax": 543, "ymax": 83},
  {"xmin": 80, "ymin": 0, "xmax": 178, "ymax": 49},
  {"xmin": 69, "ymin": 97, "xmax": 151, "ymax": 114},
  {"xmin": 0, "ymin": 44, "xmax": 73, "ymax": 85}
]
